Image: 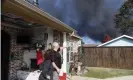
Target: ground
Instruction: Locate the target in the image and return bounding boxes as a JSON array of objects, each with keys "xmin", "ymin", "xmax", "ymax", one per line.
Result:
[
  {"xmin": 83, "ymin": 67, "xmax": 133, "ymax": 79},
  {"xmin": 70, "ymin": 67, "xmax": 133, "ymax": 80},
  {"xmin": 72, "ymin": 76, "xmax": 133, "ymax": 80}
]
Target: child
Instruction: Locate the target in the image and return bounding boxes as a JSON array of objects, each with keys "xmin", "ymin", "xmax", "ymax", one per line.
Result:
[{"xmin": 36, "ymin": 45, "xmax": 44, "ymax": 70}]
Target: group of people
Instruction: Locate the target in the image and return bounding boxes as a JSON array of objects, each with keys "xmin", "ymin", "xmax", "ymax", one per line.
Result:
[{"xmin": 36, "ymin": 42, "xmax": 62, "ymax": 80}]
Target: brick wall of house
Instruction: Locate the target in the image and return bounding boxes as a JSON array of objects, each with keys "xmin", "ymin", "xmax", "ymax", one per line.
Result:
[{"xmin": 1, "ymin": 23, "xmax": 32, "ymax": 80}]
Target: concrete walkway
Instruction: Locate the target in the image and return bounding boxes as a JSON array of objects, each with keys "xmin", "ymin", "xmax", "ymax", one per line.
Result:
[{"xmin": 72, "ymin": 76, "xmax": 133, "ymax": 80}]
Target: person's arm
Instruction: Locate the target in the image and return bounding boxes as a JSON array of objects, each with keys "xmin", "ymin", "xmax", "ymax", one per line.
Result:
[
  {"xmin": 51, "ymin": 53, "xmax": 60, "ymax": 73},
  {"xmin": 52, "ymin": 62, "xmax": 60, "ymax": 73}
]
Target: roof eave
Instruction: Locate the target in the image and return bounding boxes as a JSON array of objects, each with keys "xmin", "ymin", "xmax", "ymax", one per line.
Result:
[
  {"xmin": 70, "ymin": 32, "xmax": 82, "ymax": 40},
  {"xmin": 2, "ymin": 0, "xmax": 76, "ymax": 33}
]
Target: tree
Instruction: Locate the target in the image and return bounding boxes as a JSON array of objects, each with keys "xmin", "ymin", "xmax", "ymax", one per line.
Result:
[{"xmin": 115, "ymin": 0, "xmax": 133, "ymax": 35}]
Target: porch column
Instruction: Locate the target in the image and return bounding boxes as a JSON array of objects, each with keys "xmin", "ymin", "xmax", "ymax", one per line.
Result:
[{"xmin": 62, "ymin": 32, "xmax": 67, "ymax": 73}]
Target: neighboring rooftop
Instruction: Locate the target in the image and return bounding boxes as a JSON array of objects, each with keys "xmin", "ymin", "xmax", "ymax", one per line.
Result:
[
  {"xmin": 98, "ymin": 35, "xmax": 133, "ymax": 47},
  {"xmin": 83, "ymin": 44, "xmax": 98, "ymax": 47}
]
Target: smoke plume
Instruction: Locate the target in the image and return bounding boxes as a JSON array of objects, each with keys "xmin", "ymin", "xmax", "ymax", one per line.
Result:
[{"xmin": 38, "ymin": 0, "xmax": 125, "ymax": 43}]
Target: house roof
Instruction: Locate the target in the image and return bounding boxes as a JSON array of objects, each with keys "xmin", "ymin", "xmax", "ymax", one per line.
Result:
[
  {"xmin": 83, "ymin": 44, "xmax": 97, "ymax": 47},
  {"xmin": 2, "ymin": 0, "xmax": 76, "ymax": 33},
  {"xmin": 103, "ymin": 35, "xmax": 112, "ymax": 43},
  {"xmin": 97, "ymin": 35, "xmax": 133, "ymax": 47}
]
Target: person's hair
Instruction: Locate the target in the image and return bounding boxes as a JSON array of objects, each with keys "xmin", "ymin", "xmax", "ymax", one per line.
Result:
[{"xmin": 52, "ymin": 42, "xmax": 59, "ymax": 49}]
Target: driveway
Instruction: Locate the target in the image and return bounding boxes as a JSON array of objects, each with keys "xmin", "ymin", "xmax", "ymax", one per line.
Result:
[{"xmin": 72, "ymin": 76, "xmax": 133, "ymax": 80}]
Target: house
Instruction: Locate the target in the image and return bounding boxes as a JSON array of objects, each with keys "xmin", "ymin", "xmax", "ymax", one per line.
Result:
[
  {"xmin": 98, "ymin": 35, "xmax": 133, "ymax": 47},
  {"xmin": 102, "ymin": 35, "xmax": 112, "ymax": 43},
  {"xmin": 2, "ymin": 0, "xmax": 82, "ymax": 80}
]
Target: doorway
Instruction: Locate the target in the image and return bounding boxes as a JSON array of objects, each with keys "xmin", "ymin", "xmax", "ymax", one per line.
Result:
[{"xmin": 1, "ymin": 30, "xmax": 11, "ymax": 80}]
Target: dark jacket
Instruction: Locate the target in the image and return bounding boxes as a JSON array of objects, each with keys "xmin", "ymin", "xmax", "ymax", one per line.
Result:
[{"xmin": 39, "ymin": 60, "xmax": 53, "ymax": 80}]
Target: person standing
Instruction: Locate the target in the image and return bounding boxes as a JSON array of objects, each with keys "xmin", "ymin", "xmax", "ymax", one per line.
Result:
[
  {"xmin": 44, "ymin": 42, "xmax": 62, "ymax": 80},
  {"xmin": 52, "ymin": 42, "xmax": 62, "ymax": 80},
  {"xmin": 36, "ymin": 45, "xmax": 44, "ymax": 70}
]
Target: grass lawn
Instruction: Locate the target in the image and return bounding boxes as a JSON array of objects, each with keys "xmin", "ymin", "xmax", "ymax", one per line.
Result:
[{"xmin": 83, "ymin": 67, "xmax": 133, "ymax": 79}]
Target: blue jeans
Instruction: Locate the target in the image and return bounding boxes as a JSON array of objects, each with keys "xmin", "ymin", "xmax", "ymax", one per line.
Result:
[{"xmin": 39, "ymin": 63, "xmax": 43, "ymax": 70}]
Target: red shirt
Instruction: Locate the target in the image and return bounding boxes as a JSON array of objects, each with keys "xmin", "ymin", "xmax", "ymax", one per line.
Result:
[{"xmin": 36, "ymin": 49, "xmax": 43, "ymax": 65}]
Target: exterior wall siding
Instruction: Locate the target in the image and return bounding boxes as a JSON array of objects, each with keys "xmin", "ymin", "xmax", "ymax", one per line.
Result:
[{"xmin": 1, "ymin": 23, "xmax": 31, "ymax": 80}]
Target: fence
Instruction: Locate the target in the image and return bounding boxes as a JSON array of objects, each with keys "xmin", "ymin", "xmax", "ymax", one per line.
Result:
[{"xmin": 82, "ymin": 47, "xmax": 133, "ymax": 69}]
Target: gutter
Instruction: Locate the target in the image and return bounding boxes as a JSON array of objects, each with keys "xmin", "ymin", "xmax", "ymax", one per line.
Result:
[
  {"xmin": 70, "ymin": 32, "xmax": 82, "ymax": 40},
  {"xmin": 7, "ymin": 0, "xmax": 76, "ymax": 33}
]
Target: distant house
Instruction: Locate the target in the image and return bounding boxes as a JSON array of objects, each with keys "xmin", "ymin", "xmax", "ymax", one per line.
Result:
[
  {"xmin": 83, "ymin": 44, "xmax": 98, "ymax": 47},
  {"xmin": 98, "ymin": 35, "xmax": 133, "ymax": 47},
  {"xmin": 103, "ymin": 35, "xmax": 112, "ymax": 43}
]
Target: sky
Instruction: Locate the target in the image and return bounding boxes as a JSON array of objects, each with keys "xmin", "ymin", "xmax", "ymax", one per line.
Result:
[{"xmin": 38, "ymin": 0, "xmax": 125, "ymax": 44}]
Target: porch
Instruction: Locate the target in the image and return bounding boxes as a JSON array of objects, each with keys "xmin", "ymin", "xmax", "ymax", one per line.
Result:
[
  {"xmin": 2, "ymin": 0, "xmax": 82, "ymax": 80},
  {"xmin": 1, "ymin": 14, "xmax": 67, "ymax": 80}
]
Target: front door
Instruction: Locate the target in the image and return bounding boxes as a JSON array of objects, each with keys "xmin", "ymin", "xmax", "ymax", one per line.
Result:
[{"xmin": 1, "ymin": 30, "xmax": 10, "ymax": 80}]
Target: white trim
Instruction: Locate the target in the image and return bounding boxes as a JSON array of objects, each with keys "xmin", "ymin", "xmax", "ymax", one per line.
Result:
[
  {"xmin": 62, "ymin": 32, "xmax": 67, "ymax": 73},
  {"xmin": 70, "ymin": 32, "xmax": 82, "ymax": 40},
  {"xmin": 97, "ymin": 35, "xmax": 133, "ymax": 47}
]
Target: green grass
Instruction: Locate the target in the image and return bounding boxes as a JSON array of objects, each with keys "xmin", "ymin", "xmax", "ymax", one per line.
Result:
[{"xmin": 83, "ymin": 67, "xmax": 133, "ymax": 79}]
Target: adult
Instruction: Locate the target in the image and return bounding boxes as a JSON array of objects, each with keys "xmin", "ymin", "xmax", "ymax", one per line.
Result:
[{"xmin": 43, "ymin": 42, "xmax": 62, "ymax": 80}]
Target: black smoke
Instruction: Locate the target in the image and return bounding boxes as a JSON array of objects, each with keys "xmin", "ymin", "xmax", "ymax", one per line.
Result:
[{"xmin": 38, "ymin": 0, "xmax": 124, "ymax": 42}]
